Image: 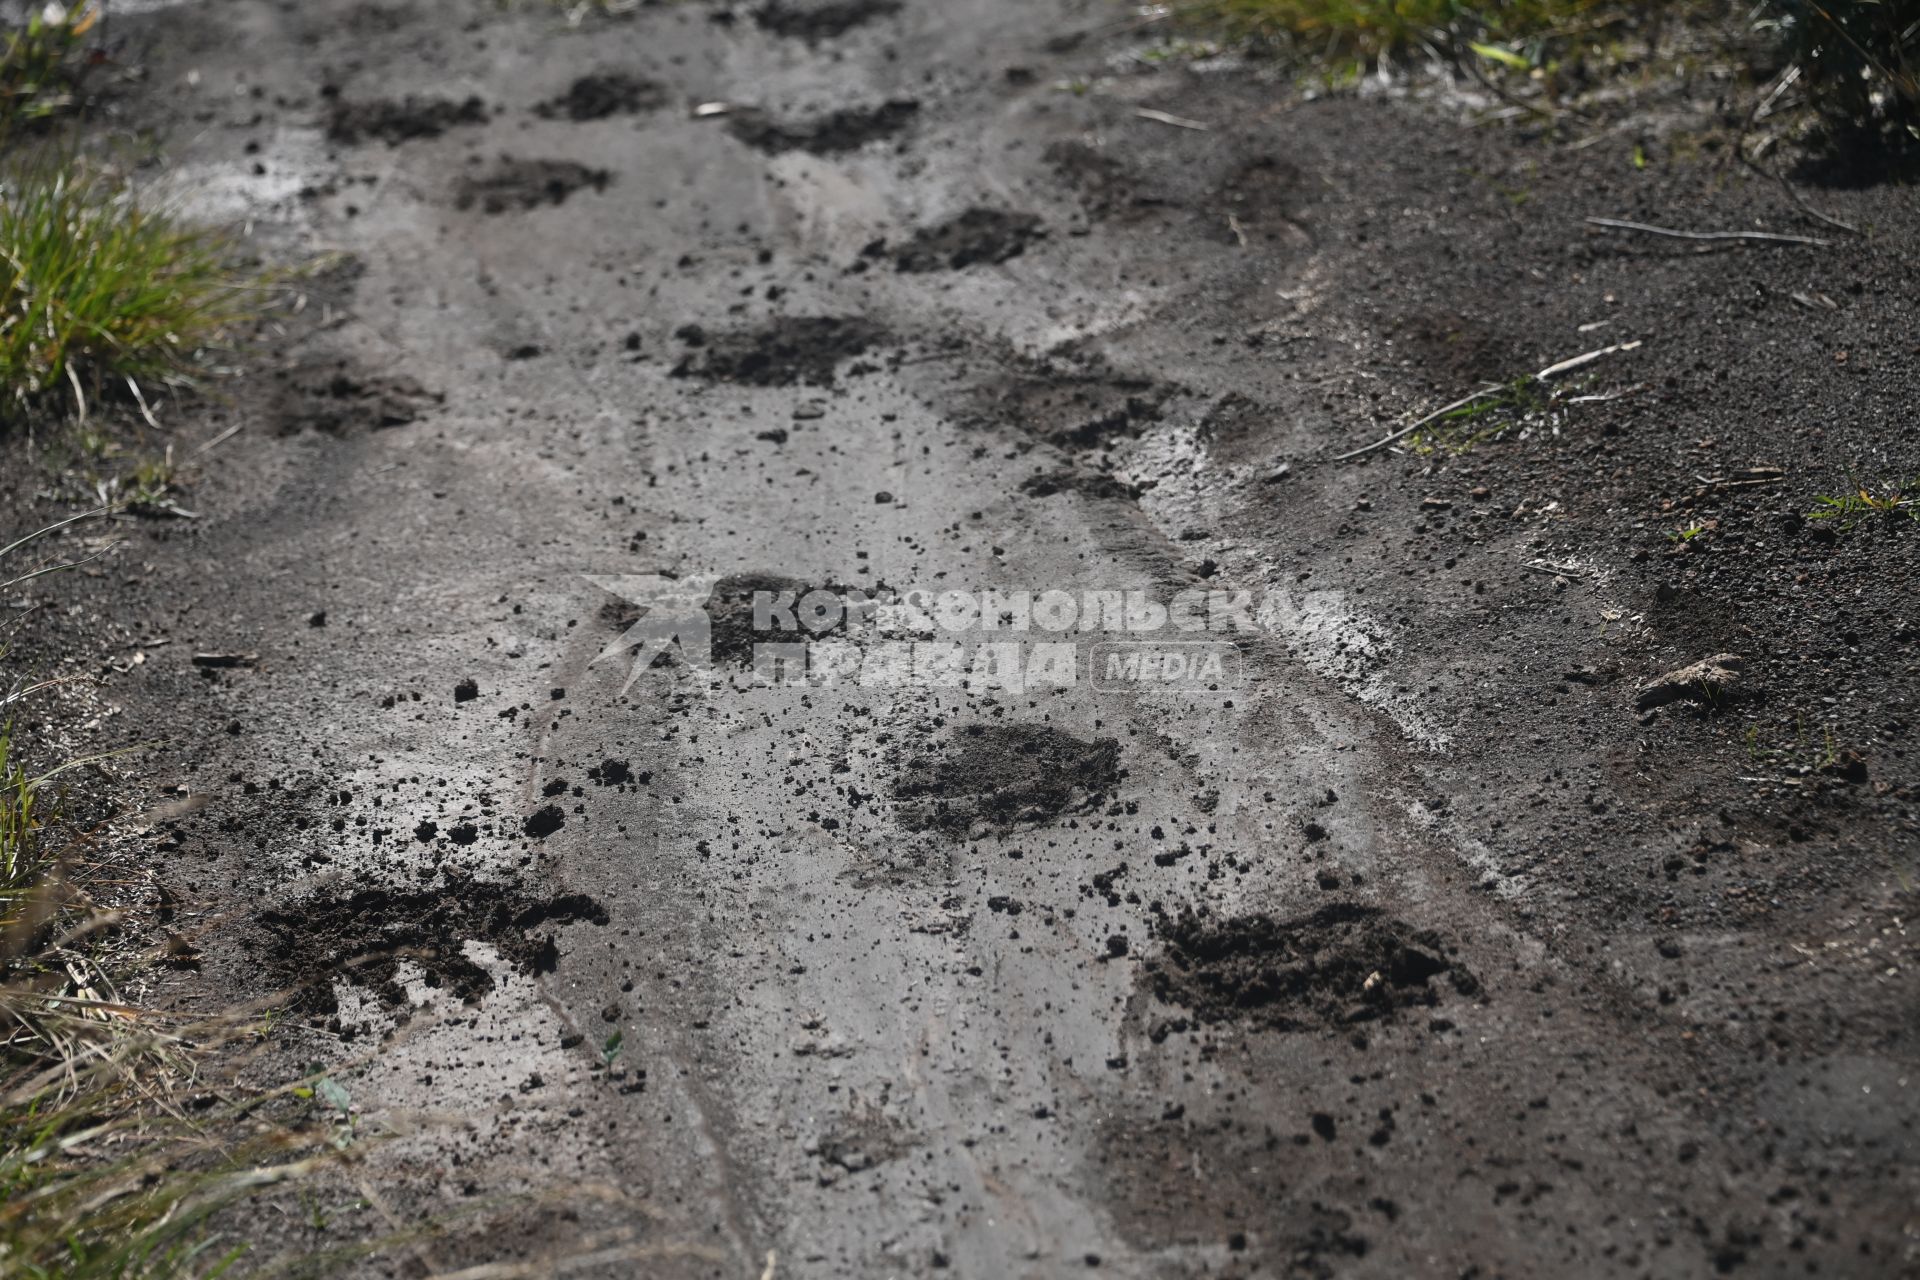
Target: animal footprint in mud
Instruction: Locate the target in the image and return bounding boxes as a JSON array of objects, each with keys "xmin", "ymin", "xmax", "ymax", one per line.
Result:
[{"xmin": 891, "ymin": 724, "xmax": 1123, "ymax": 837}]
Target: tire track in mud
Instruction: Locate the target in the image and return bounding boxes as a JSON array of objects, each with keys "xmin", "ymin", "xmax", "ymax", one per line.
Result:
[
  {"xmin": 517, "ymin": 220, "xmax": 1479, "ymax": 1280},
  {"xmin": 104, "ymin": 0, "xmax": 1876, "ymax": 1273}
]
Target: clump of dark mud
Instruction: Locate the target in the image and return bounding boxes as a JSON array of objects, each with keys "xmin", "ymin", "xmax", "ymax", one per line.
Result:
[
  {"xmin": 894, "ymin": 208, "xmax": 1043, "ymax": 273},
  {"xmin": 670, "ymin": 318, "xmax": 887, "ymax": 386},
  {"xmin": 325, "ymin": 94, "xmax": 487, "ymax": 145},
  {"xmin": 254, "ymin": 874, "xmax": 610, "ymax": 1022},
  {"xmin": 456, "ymin": 158, "xmax": 612, "ymax": 213},
  {"xmin": 268, "ymin": 360, "xmax": 442, "ymax": 434},
  {"xmin": 1148, "ymin": 903, "xmax": 1477, "ymax": 1034},
  {"xmin": 894, "ymin": 725, "xmax": 1122, "ymax": 835},
  {"xmin": 1019, "ymin": 468, "xmax": 1136, "ymax": 500},
  {"xmin": 727, "ymin": 100, "xmax": 919, "ymax": 155},
  {"xmin": 753, "ymin": 0, "xmax": 900, "ymax": 40},
  {"xmin": 535, "ymin": 72, "xmax": 667, "ymax": 121}
]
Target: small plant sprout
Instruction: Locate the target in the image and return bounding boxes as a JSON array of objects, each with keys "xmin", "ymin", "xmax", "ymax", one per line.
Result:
[{"xmin": 1807, "ymin": 478, "xmax": 1920, "ymax": 529}]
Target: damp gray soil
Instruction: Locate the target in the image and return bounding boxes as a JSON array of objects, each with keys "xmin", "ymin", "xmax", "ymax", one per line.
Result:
[{"xmin": 8, "ymin": 0, "xmax": 1918, "ymax": 1277}]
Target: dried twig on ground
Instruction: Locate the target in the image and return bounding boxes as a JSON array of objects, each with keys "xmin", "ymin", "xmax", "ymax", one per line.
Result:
[
  {"xmin": 1582, "ymin": 217, "xmax": 1831, "ymax": 247},
  {"xmin": 1333, "ymin": 340, "xmax": 1642, "ymax": 462}
]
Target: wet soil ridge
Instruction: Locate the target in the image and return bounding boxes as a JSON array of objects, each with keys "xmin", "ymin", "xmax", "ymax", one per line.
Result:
[
  {"xmin": 669, "ymin": 317, "xmax": 888, "ymax": 386},
  {"xmin": 727, "ymin": 99, "xmax": 919, "ymax": 156},
  {"xmin": 535, "ymin": 72, "xmax": 668, "ymax": 121},
  {"xmin": 1148, "ymin": 904, "xmax": 1477, "ymax": 1035},
  {"xmin": 752, "ymin": 0, "xmax": 901, "ymax": 40},
  {"xmin": 893, "ymin": 724, "xmax": 1123, "ymax": 835},
  {"xmin": 325, "ymin": 93, "xmax": 488, "ymax": 145},
  {"xmin": 894, "ymin": 208, "xmax": 1044, "ymax": 273},
  {"xmin": 269, "ymin": 360, "xmax": 442, "ymax": 435},
  {"xmin": 456, "ymin": 158, "xmax": 612, "ymax": 213},
  {"xmin": 1018, "ymin": 468, "xmax": 1136, "ymax": 500},
  {"xmin": 253, "ymin": 874, "xmax": 610, "ymax": 1024}
]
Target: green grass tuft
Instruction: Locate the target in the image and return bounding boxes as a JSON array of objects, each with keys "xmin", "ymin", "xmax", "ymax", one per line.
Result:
[
  {"xmin": 0, "ymin": 162, "xmax": 253, "ymax": 424},
  {"xmin": 1168, "ymin": 0, "xmax": 1655, "ymax": 66}
]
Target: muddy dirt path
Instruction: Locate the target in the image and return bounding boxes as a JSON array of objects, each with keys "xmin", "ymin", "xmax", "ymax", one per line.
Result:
[{"xmin": 61, "ymin": 0, "xmax": 1920, "ymax": 1275}]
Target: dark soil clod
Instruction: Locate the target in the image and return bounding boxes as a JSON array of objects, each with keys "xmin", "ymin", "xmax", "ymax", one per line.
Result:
[
  {"xmin": 893, "ymin": 724, "xmax": 1123, "ymax": 835},
  {"xmin": 669, "ymin": 317, "xmax": 888, "ymax": 386},
  {"xmin": 456, "ymin": 158, "xmax": 612, "ymax": 213},
  {"xmin": 535, "ymin": 72, "xmax": 668, "ymax": 121},
  {"xmin": 522, "ymin": 805, "xmax": 565, "ymax": 838},
  {"xmin": 253, "ymin": 875, "xmax": 610, "ymax": 1021},
  {"xmin": 1148, "ymin": 903, "xmax": 1476, "ymax": 1034},
  {"xmin": 326, "ymin": 94, "xmax": 488, "ymax": 145},
  {"xmin": 727, "ymin": 100, "xmax": 919, "ymax": 155},
  {"xmin": 752, "ymin": 0, "xmax": 901, "ymax": 40},
  {"xmin": 894, "ymin": 208, "xmax": 1044, "ymax": 273}
]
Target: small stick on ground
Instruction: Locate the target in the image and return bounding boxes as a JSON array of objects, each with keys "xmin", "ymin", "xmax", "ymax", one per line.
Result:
[
  {"xmin": 1330, "ymin": 385, "xmax": 1503, "ymax": 463},
  {"xmin": 1334, "ymin": 340, "xmax": 1642, "ymax": 463},
  {"xmin": 1135, "ymin": 107, "xmax": 1210, "ymax": 131},
  {"xmin": 1583, "ymin": 217, "xmax": 1831, "ymax": 247}
]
